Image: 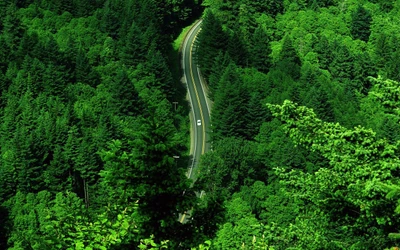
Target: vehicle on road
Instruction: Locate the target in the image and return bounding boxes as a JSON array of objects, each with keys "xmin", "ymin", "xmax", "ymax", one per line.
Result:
[{"xmin": 197, "ymin": 119, "xmax": 201, "ymax": 126}]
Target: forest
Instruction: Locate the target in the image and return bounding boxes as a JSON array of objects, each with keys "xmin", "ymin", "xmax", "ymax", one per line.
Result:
[{"xmin": 1, "ymin": 0, "xmax": 400, "ymax": 249}]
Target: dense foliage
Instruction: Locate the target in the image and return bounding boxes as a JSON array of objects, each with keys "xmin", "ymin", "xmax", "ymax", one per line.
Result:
[
  {"xmin": 0, "ymin": 0, "xmax": 207, "ymax": 249},
  {"xmin": 194, "ymin": 0, "xmax": 400, "ymax": 249},
  {"xmin": 3, "ymin": 0, "xmax": 400, "ymax": 249}
]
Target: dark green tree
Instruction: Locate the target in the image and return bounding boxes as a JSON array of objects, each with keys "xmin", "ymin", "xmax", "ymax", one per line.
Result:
[
  {"xmin": 143, "ymin": 47, "xmax": 175, "ymax": 100},
  {"xmin": 195, "ymin": 10, "xmax": 228, "ymax": 79},
  {"xmin": 3, "ymin": 3, "xmax": 25, "ymax": 53},
  {"xmin": 374, "ymin": 33, "xmax": 391, "ymax": 70},
  {"xmin": 227, "ymin": 27, "xmax": 248, "ymax": 67},
  {"xmin": 75, "ymin": 48, "xmax": 99, "ymax": 87},
  {"xmin": 107, "ymin": 68, "xmax": 142, "ymax": 116},
  {"xmin": 244, "ymin": 91, "xmax": 270, "ymax": 139},
  {"xmin": 276, "ymin": 35, "xmax": 301, "ymax": 80},
  {"xmin": 211, "ymin": 63, "xmax": 249, "ymax": 140},
  {"xmin": 249, "ymin": 25, "xmax": 271, "ymax": 73},
  {"xmin": 208, "ymin": 52, "xmax": 232, "ymax": 96},
  {"xmin": 314, "ymin": 35, "xmax": 333, "ymax": 70},
  {"xmin": 329, "ymin": 41, "xmax": 354, "ymax": 82},
  {"xmin": 350, "ymin": 5, "xmax": 372, "ymax": 42},
  {"xmin": 119, "ymin": 21, "xmax": 146, "ymax": 67}
]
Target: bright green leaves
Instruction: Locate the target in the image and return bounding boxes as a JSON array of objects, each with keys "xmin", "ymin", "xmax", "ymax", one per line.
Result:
[
  {"xmin": 267, "ymin": 99, "xmax": 400, "ymax": 248},
  {"xmin": 5, "ymin": 191, "xmax": 139, "ymax": 250}
]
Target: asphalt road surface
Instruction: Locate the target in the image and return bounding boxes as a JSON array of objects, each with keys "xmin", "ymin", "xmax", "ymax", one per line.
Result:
[{"xmin": 180, "ymin": 20, "xmax": 211, "ymax": 223}]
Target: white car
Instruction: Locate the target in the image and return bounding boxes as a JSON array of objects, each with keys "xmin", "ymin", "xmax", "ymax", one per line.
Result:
[{"xmin": 197, "ymin": 120, "xmax": 201, "ymax": 126}]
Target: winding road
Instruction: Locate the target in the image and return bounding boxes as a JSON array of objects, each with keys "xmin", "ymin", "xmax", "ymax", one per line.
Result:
[{"xmin": 180, "ymin": 20, "xmax": 211, "ymax": 223}]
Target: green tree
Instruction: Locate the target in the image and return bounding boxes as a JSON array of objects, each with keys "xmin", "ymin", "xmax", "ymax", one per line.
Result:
[
  {"xmin": 119, "ymin": 21, "xmax": 146, "ymax": 67},
  {"xmin": 350, "ymin": 5, "xmax": 372, "ymax": 42},
  {"xmin": 329, "ymin": 41, "xmax": 354, "ymax": 82},
  {"xmin": 2, "ymin": 3, "xmax": 25, "ymax": 53},
  {"xmin": 195, "ymin": 10, "xmax": 228, "ymax": 79},
  {"xmin": 75, "ymin": 48, "xmax": 99, "ymax": 87},
  {"xmin": 266, "ymin": 98, "xmax": 400, "ymax": 248},
  {"xmin": 211, "ymin": 63, "xmax": 250, "ymax": 140},
  {"xmin": 249, "ymin": 25, "xmax": 271, "ymax": 74},
  {"xmin": 207, "ymin": 51, "xmax": 232, "ymax": 96},
  {"xmin": 276, "ymin": 35, "xmax": 301, "ymax": 80},
  {"xmin": 227, "ymin": 27, "xmax": 248, "ymax": 67},
  {"xmin": 5, "ymin": 190, "xmax": 139, "ymax": 250}
]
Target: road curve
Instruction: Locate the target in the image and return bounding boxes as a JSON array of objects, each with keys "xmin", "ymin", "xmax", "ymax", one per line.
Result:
[
  {"xmin": 180, "ymin": 20, "xmax": 211, "ymax": 222},
  {"xmin": 183, "ymin": 20, "xmax": 211, "ymax": 179}
]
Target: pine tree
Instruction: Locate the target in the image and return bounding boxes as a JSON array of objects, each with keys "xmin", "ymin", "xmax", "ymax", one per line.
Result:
[
  {"xmin": 249, "ymin": 25, "xmax": 271, "ymax": 73},
  {"xmin": 110, "ymin": 69, "xmax": 142, "ymax": 116},
  {"xmin": 208, "ymin": 51, "xmax": 232, "ymax": 96},
  {"xmin": 144, "ymin": 47, "xmax": 175, "ymax": 99},
  {"xmin": 119, "ymin": 22, "xmax": 146, "ymax": 67},
  {"xmin": 101, "ymin": 0, "xmax": 124, "ymax": 39},
  {"xmin": 350, "ymin": 5, "xmax": 372, "ymax": 42},
  {"xmin": 387, "ymin": 36, "xmax": 400, "ymax": 82},
  {"xmin": 227, "ymin": 26, "xmax": 248, "ymax": 67},
  {"xmin": 195, "ymin": 10, "xmax": 228, "ymax": 79},
  {"xmin": 374, "ymin": 33, "xmax": 391, "ymax": 70},
  {"xmin": 245, "ymin": 92, "xmax": 270, "ymax": 140},
  {"xmin": 75, "ymin": 48, "xmax": 99, "ymax": 87},
  {"xmin": 329, "ymin": 40, "xmax": 354, "ymax": 82},
  {"xmin": 3, "ymin": 3, "xmax": 25, "ymax": 53},
  {"xmin": 0, "ymin": 36, "xmax": 10, "ymax": 73},
  {"xmin": 212, "ymin": 63, "xmax": 249, "ymax": 140},
  {"xmin": 314, "ymin": 35, "xmax": 332, "ymax": 70},
  {"xmin": 276, "ymin": 35, "xmax": 301, "ymax": 80}
]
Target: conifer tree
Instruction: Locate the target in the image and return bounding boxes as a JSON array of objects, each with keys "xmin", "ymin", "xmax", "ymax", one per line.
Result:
[
  {"xmin": 374, "ymin": 33, "xmax": 391, "ymax": 70},
  {"xmin": 350, "ymin": 5, "xmax": 372, "ymax": 42},
  {"xmin": 276, "ymin": 35, "xmax": 301, "ymax": 80},
  {"xmin": 208, "ymin": 51, "xmax": 232, "ymax": 96},
  {"xmin": 314, "ymin": 35, "xmax": 332, "ymax": 70},
  {"xmin": 196, "ymin": 10, "xmax": 228, "ymax": 79},
  {"xmin": 249, "ymin": 25, "xmax": 271, "ymax": 73},
  {"xmin": 75, "ymin": 48, "xmax": 99, "ymax": 87},
  {"xmin": 109, "ymin": 69, "xmax": 142, "ymax": 116},
  {"xmin": 3, "ymin": 3, "xmax": 24, "ymax": 53},
  {"xmin": 329, "ymin": 41, "xmax": 354, "ymax": 82},
  {"xmin": 227, "ymin": 27, "xmax": 248, "ymax": 67},
  {"xmin": 144, "ymin": 46, "xmax": 175, "ymax": 99},
  {"xmin": 245, "ymin": 92, "xmax": 270, "ymax": 139},
  {"xmin": 211, "ymin": 63, "xmax": 249, "ymax": 140},
  {"xmin": 119, "ymin": 22, "xmax": 146, "ymax": 67}
]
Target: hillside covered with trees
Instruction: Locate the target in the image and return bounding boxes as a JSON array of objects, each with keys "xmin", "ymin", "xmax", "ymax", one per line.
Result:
[
  {"xmin": 0, "ymin": 0, "xmax": 206, "ymax": 249},
  {"xmin": 2, "ymin": 0, "xmax": 400, "ymax": 249},
  {"xmin": 193, "ymin": 0, "xmax": 400, "ymax": 249}
]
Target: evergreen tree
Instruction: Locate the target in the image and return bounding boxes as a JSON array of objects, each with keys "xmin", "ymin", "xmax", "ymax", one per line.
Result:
[
  {"xmin": 387, "ymin": 36, "xmax": 400, "ymax": 82},
  {"xmin": 353, "ymin": 51, "xmax": 376, "ymax": 94},
  {"xmin": 195, "ymin": 10, "xmax": 228, "ymax": 79},
  {"xmin": 249, "ymin": 25, "xmax": 271, "ymax": 74},
  {"xmin": 329, "ymin": 41, "xmax": 354, "ymax": 82},
  {"xmin": 101, "ymin": 0, "xmax": 124, "ymax": 39},
  {"xmin": 374, "ymin": 33, "xmax": 391, "ymax": 70},
  {"xmin": 109, "ymin": 69, "xmax": 142, "ymax": 116},
  {"xmin": 144, "ymin": 47, "xmax": 175, "ymax": 100},
  {"xmin": 276, "ymin": 35, "xmax": 301, "ymax": 80},
  {"xmin": 314, "ymin": 35, "xmax": 332, "ymax": 70},
  {"xmin": 3, "ymin": 3, "xmax": 25, "ymax": 53},
  {"xmin": 75, "ymin": 48, "xmax": 99, "ymax": 87},
  {"xmin": 245, "ymin": 92, "xmax": 270, "ymax": 139},
  {"xmin": 350, "ymin": 5, "xmax": 372, "ymax": 42},
  {"xmin": 119, "ymin": 21, "xmax": 146, "ymax": 67},
  {"xmin": 227, "ymin": 27, "xmax": 248, "ymax": 67},
  {"xmin": 208, "ymin": 51, "xmax": 232, "ymax": 96},
  {"xmin": 211, "ymin": 63, "xmax": 249, "ymax": 140}
]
